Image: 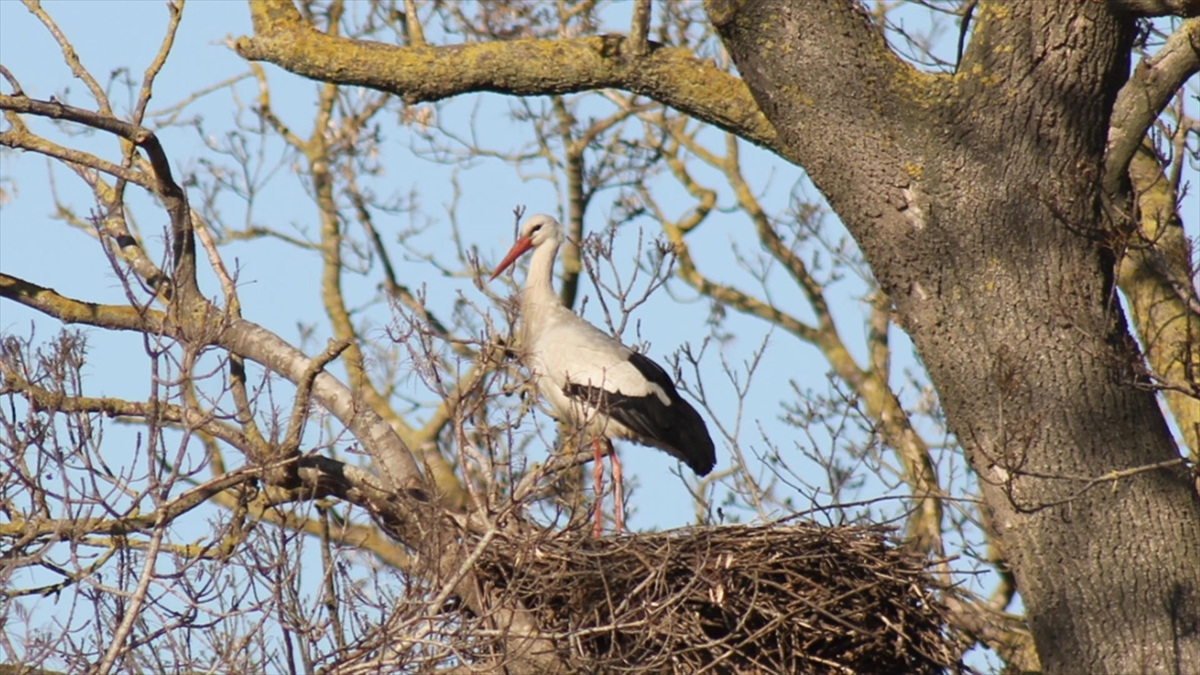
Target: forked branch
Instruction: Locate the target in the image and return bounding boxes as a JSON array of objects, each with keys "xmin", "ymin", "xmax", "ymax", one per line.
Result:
[{"xmin": 0, "ymin": 94, "xmax": 196, "ymax": 295}]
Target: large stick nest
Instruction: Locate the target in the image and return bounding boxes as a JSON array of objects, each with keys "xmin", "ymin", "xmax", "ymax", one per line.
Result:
[{"xmin": 474, "ymin": 521, "xmax": 965, "ymax": 674}]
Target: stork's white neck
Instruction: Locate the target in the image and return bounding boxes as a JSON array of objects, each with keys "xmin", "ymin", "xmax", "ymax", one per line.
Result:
[
  {"xmin": 521, "ymin": 234, "xmax": 562, "ymax": 309},
  {"xmin": 517, "ymin": 232, "xmax": 569, "ymax": 349}
]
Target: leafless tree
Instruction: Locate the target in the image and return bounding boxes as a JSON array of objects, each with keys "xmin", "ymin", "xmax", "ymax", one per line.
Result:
[{"xmin": 1, "ymin": 1, "xmax": 1197, "ymax": 673}]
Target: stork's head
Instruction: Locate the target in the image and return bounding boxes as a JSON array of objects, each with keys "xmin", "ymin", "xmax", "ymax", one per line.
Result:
[{"xmin": 489, "ymin": 214, "xmax": 562, "ymax": 280}]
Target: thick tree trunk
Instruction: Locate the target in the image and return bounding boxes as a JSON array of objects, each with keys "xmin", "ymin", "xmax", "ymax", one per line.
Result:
[{"xmin": 710, "ymin": 1, "xmax": 1200, "ymax": 673}]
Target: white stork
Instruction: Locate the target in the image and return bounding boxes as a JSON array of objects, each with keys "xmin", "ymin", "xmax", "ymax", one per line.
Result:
[{"xmin": 490, "ymin": 214, "xmax": 716, "ymax": 536}]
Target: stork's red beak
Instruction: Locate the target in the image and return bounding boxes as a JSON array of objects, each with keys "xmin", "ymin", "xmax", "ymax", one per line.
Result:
[{"xmin": 489, "ymin": 236, "xmax": 534, "ymax": 281}]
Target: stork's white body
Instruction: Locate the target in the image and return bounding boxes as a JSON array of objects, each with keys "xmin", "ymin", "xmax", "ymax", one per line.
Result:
[
  {"xmin": 491, "ymin": 214, "xmax": 716, "ymax": 535},
  {"xmin": 520, "ymin": 295, "xmax": 670, "ymax": 451}
]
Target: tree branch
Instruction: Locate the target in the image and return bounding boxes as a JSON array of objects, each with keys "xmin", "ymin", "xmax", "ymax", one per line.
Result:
[
  {"xmin": 1107, "ymin": 0, "xmax": 1200, "ymax": 17},
  {"xmin": 943, "ymin": 593, "xmax": 1040, "ymax": 672},
  {"xmin": 1105, "ymin": 17, "xmax": 1200, "ymax": 194},
  {"xmin": 234, "ymin": 0, "xmax": 780, "ymax": 154},
  {"xmin": 0, "ymin": 94, "xmax": 196, "ymax": 295},
  {"xmin": 0, "ymin": 272, "xmax": 422, "ymax": 493},
  {"xmin": 1, "ymin": 374, "xmax": 261, "ymax": 458},
  {"xmin": 1119, "ymin": 147, "xmax": 1200, "ymax": 459},
  {"xmin": 0, "ymin": 466, "xmax": 262, "ymax": 541},
  {"xmin": 0, "ymin": 274, "xmax": 169, "ymax": 333},
  {"xmin": 630, "ymin": 0, "xmax": 652, "ymax": 56}
]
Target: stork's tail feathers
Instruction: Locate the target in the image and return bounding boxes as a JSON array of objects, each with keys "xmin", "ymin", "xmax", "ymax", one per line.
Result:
[
  {"xmin": 671, "ymin": 399, "xmax": 716, "ymax": 476},
  {"xmin": 619, "ymin": 352, "xmax": 716, "ymax": 476}
]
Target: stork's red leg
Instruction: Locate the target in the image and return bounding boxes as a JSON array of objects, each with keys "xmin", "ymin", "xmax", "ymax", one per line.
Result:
[
  {"xmin": 609, "ymin": 440, "xmax": 624, "ymax": 534},
  {"xmin": 592, "ymin": 438, "xmax": 605, "ymax": 538}
]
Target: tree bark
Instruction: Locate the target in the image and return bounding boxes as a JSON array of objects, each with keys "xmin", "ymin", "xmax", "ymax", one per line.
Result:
[{"xmin": 709, "ymin": 1, "xmax": 1200, "ymax": 673}]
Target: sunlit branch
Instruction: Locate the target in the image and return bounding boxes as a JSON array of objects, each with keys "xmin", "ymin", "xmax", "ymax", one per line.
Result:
[
  {"xmin": 652, "ymin": 118, "xmax": 946, "ymax": 553},
  {"xmin": 21, "ymin": 0, "xmax": 112, "ymax": 114},
  {"xmin": 255, "ymin": 47, "xmax": 479, "ymax": 505},
  {"xmin": 630, "ymin": 0, "xmax": 652, "ymax": 56},
  {"xmin": 0, "ymin": 273, "xmax": 424, "ymax": 496},
  {"xmin": 727, "ymin": 132, "xmax": 944, "ymax": 553},
  {"xmin": 0, "ymin": 273, "xmax": 169, "ymax": 333},
  {"xmin": 235, "ymin": 0, "xmax": 780, "ymax": 154},
  {"xmin": 1119, "ymin": 147, "xmax": 1200, "ymax": 459},
  {"xmin": 403, "ymin": 0, "xmax": 425, "ymax": 46},
  {"xmin": 281, "ymin": 337, "xmax": 352, "ymax": 458},
  {"xmin": 1106, "ymin": 17, "xmax": 1200, "ymax": 195},
  {"xmin": 721, "ymin": 133, "xmax": 835, "ymax": 327},
  {"xmin": 1, "ymin": 374, "xmax": 260, "ymax": 457},
  {"xmin": 0, "ymin": 466, "xmax": 262, "ymax": 541},
  {"xmin": 294, "ymin": 79, "xmax": 434, "ymax": 486},
  {"xmin": 0, "ymin": 94, "xmax": 196, "ymax": 295},
  {"xmin": 868, "ymin": 289, "xmax": 892, "ymax": 376},
  {"xmin": 644, "ymin": 131, "xmax": 821, "ymax": 344},
  {"xmin": 552, "ymin": 96, "xmax": 586, "ymax": 310}
]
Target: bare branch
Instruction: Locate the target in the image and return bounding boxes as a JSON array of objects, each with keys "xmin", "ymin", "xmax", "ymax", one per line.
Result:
[
  {"xmin": 1, "ymin": 374, "xmax": 259, "ymax": 456},
  {"xmin": 403, "ymin": 0, "xmax": 425, "ymax": 46},
  {"xmin": 94, "ymin": 518, "xmax": 166, "ymax": 675},
  {"xmin": 234, "ymin": 0, "xmax": 779, "ymax": 153},
  {"xmin": 630, "ymin": 0, "xmax": 652, "ymax": 56},
  {"xmin": 1118, "ymin": 147, "xmax": 1200, "ymax": 459},
  {"xmin": 21, "ymin": 0, "xmax": 111, "ymax": 113},
  {"xmin": 1106, "ymin": 17, "xmax": 1200, "ymax": 194},
  {"xmin": 1107, "ymin": 0, "xmax": 1200, "ymax": 17},
  {"xmin": 281, "ymin": 338, "xmax": 351, "ymax": 458},
  {"xmin": 0, "ymin": 273, "xmax": 421, "ymax": 492},
  {"xmin": 0, "ymin": 94, "xmax": 196, "ymax": 295}
]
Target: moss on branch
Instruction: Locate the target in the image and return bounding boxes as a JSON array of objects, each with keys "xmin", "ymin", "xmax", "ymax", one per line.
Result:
[{"xmin": 236, "ymin": 0, "xmax": 780, "ymax": 154}]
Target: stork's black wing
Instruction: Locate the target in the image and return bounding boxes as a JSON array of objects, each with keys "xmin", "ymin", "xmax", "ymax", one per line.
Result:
[{"xmin": 563, "ymin": 351, "xmax": 716, "ymax": 476}]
